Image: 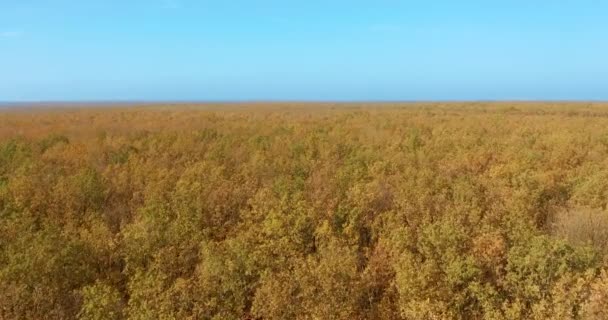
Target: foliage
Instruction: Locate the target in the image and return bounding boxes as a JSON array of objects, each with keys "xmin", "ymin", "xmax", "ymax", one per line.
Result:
[{"xmin": 1, "ymin": 102, "xmax": 608, "ymax": 319}]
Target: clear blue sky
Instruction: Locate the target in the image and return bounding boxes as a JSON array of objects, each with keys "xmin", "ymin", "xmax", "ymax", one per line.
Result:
[{"xmin": 1, "ymin": 0, "xmax": 607, "ymax": 101}]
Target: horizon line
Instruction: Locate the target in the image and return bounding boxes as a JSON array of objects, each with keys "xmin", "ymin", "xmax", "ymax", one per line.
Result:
[{"xmin": 2, "ymin": 99, "xmax": 608, "ymax": 105}]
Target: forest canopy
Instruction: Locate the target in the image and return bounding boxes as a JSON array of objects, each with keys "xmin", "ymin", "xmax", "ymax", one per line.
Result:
[{"xmin": 2, "ymin": 102, "xmax": 608, "ymax": 319}]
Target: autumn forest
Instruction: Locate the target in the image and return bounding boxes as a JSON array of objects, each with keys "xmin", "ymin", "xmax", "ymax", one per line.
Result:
[{"xmin": 2, "ymin": 102, "xmax": 608, "ymax": 319}]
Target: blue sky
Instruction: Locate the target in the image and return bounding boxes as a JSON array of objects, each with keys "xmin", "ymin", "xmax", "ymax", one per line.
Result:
[{"xmin": 1, "ymin": 0, "xmax": 607, "ymax": 101}]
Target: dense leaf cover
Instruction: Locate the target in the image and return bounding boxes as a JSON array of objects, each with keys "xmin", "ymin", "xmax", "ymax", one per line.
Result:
[{"xmin": 2, "ymin": 103, "xmax": 608, "ymax": 319}]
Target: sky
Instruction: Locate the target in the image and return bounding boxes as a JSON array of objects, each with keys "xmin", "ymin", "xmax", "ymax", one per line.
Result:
[{"xmin": 1, "ymin": 0, "xmax": 607, "ymax": 101}]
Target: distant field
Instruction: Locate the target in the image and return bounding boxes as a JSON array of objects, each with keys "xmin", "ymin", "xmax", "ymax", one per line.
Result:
[{"xmin": 2, "ymin": 102, "xmax": 608, "ymax": 319}]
